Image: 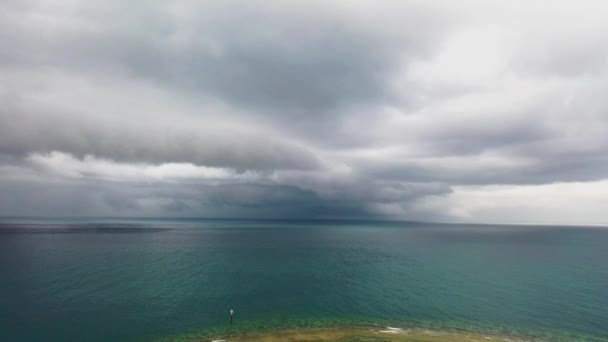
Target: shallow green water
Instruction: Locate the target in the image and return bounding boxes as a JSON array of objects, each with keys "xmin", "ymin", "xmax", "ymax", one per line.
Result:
[{"xmin": 1, "ymin": 219, "xmax": 607, "ymax": 341}]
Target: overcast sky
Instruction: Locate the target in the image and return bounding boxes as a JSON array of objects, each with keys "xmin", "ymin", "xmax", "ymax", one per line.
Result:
[{"xmin": 1, "ymin": 0, "xmax": 608, "ymax": 224}]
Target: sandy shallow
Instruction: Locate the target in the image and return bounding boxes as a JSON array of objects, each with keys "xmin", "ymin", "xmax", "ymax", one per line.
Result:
[{"xmin": 187, "ymin": 326, "xmax": 534, "ymax": 342}]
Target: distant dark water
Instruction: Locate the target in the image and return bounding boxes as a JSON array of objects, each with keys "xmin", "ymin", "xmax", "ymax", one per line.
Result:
[{"xmin": 1, "ymin": 218, "xmax": 607, "ymax": 341}]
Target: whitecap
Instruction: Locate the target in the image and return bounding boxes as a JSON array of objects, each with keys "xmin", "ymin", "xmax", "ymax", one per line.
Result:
[{"xmin": 379, "ymin": 327, "xmax": 403, "ymax": 333}]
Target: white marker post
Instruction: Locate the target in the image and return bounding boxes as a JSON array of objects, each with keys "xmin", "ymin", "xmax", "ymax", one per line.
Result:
[{"xmin": 230, "ymin": 309, "xmax": 234, "ymax": 325}]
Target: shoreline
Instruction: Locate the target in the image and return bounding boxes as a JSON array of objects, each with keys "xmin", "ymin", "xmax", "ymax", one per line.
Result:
[
  {"xmin": 170, "ymin": 325, "xmax": 550, "ymax": 342},
  {"xmin": 211, "ymin": 327, "xmax": 524, "ymax": 342},
  {"xmin": 163, "ymin": 320, "xmax": 605, "ymax": 342}
]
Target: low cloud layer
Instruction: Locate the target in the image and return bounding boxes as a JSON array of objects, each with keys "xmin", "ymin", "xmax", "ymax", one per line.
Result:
[{"xmin": 1, "ymin": 0, "xmax": 608, "ymax": 224}]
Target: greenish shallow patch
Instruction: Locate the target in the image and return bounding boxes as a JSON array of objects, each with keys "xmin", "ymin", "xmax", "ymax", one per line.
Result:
[{"xmin": 160, "ymin": 316, "xmax": 605, "ymax": 342}]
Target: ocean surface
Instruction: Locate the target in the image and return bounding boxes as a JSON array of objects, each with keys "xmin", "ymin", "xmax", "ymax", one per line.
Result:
[{"xmin": 1, "ymin": 218, "xmax": 607, "ymax": 341}]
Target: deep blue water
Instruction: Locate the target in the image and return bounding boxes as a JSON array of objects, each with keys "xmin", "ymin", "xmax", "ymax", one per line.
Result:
[{"xmin": 1, "ymin": 218, "xmax": 607, "ymax": 341}]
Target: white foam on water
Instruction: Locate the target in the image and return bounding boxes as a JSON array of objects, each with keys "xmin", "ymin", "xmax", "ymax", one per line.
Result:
[{"xmin": 379, "ymin": 327, "xmax": 403, "ymax": 333}]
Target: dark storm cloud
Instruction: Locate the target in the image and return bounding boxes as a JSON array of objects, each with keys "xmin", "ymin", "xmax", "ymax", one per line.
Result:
[
  {"xmin": 0, "ymin": 1, "xmax": 447, "ymax": 115},
  {"xmin": 0, "ymin": 96, "xmax": 323, "ymax": 170},
  {"xmin": 1, "ymin": 0, "xmax": 608, "ymax": 222},
  {"xmin": 0, "ymin": 0, "xmax": 448, "ymax": 169},
  {"xmin": 0, "ymin": 173, "xmax": 376, "ymax": 219},
  {"xmin": 358, "ymin": 154, "xmax": 608, "ymax": 187}
]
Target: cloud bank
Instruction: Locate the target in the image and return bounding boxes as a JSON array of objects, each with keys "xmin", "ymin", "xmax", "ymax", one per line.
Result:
[{"xmin": 1, "ymin": 0, "xmax": 608, "ymax": 224}]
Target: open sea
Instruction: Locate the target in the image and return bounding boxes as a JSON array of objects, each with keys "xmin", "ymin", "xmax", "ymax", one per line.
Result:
[{"xmin": 1, "ymin": 218, "xmax": 607, "ymax": 341}]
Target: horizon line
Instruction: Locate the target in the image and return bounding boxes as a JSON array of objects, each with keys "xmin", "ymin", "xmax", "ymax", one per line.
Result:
[{"xmin": 0, "ymin": 216, "xmax": 606, "ymax": 228}]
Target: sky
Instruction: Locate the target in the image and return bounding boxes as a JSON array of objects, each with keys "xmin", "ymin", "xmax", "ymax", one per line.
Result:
[{"xmin": 1, "ymin": 0, "xmax": 608, "ymax": 224}]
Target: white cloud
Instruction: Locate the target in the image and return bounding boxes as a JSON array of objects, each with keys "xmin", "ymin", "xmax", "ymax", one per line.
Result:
[
  {"xmin": 424, "ymin": 181, "xmax": 608, "ymax": 226},
  {"xmin": 26, "ymin": 151, "xmax": 261, "ymax": 182}
]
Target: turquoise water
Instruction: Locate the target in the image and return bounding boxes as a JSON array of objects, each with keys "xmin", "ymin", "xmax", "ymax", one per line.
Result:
[{"xmin": 1, "ymin": 218, "xmax": 607, "ymax": 341}]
